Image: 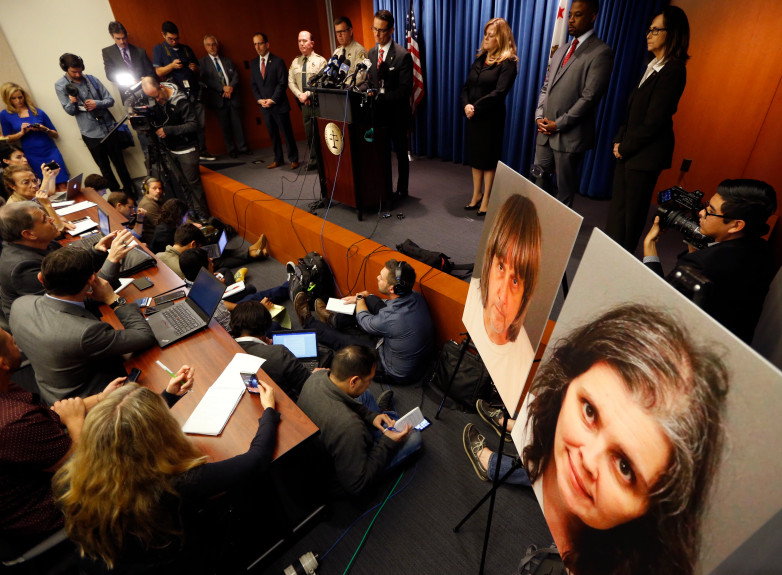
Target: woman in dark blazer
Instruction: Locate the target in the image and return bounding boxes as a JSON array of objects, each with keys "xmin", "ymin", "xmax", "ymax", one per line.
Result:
[
  {"xmin": 605, "ymin": 6, "xmax": 690, "ymax": 252},
  {"xmin": 461, "ymin": 18, "xmax": 518, "ymax": 216}
]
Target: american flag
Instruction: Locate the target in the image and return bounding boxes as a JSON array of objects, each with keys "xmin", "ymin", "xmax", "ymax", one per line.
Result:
[{"xmin": 406, "ymin": 0, "xmax": 424, "ymax": 115}]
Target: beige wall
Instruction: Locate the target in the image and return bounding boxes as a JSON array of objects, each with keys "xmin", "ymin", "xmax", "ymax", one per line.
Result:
[{"xmin": 0, "ymin": 0, "xmax": 146, "ymax": 178}]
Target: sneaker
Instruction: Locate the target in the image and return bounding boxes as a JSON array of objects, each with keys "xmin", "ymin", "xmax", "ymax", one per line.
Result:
[
  {"xmin": 199, "ymin": 152, "xmax": 217, "ymax": 161},
  {"xmin": 462, "ymin": 423, "xmax": 489, "ymax": 481},
  {"xmin": 294, "ymin": 292, "xmax": 311, "ymax": 326},
  {"xmin": 377, "ymin": 389, "xmax": 394, "ymax": 412},
  {"xmin": 476, "ymin": 399, "xmax": 512, "ymax": 441},
  {"xmin": 234, "ymin": 268, "xmax": 248, "ymax": 283},
  {"xmin": 286, "ymin": 261, "xmax": 296, "ymax": 283},
  {"xmin": 314, "ymin": 298, "xmax": 334, "ymax": 326}
]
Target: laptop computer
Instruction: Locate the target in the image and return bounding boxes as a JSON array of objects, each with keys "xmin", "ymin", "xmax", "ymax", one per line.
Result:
[
  {"xmin": 147, "ymin": 268, "xmax": 227, "ymax": 347},
  {"xmin": 73, "ymin": 207, "xmax": 112, "ymax": 249},
  {"xmin": 202, "ymin": 229, "xmax": 228, "ymax": 259},
  {"xmin": 272, "ymin": 330, "xmax": 320, "ymax": 371},
  {"xmin": 51, "ymin": 173, "xmax": 83, "ymax": 202}
]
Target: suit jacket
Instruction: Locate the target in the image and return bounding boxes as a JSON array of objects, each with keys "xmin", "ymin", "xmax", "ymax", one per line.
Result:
[
  {"xmin": 366, "ymin": 42, "xmax": 413, "ymax": 126},
  {"xmin": 645, "ymin": 236, "xmax": 775, "ymax": 343},
  {"xmin": 614, "ymin": 58, "xmax": 686, "ymax": 171},
  {"xmin": 237, "ymin": 339, "xmax": 310, "ymax": 400},
  {"xmin": 250, "ymin": 53, "xmax": 291, "ymax": 114},
  {"xmin": 9, "ymin": 296, "xmax": 156, "ymax": 405},
  {"xmin": 535, "ymin": 34, "xmax": 614, "ymax": 153},
  {"xmin": 102, "ymin": 43, "xmax": 154, "ymax": 104},
  {"xmin": 199, "ymin": 54, "xmax": 241, "ymax": 110}
]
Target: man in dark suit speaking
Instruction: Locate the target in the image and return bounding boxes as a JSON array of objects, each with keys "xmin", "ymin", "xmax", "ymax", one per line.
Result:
[
  {"xmin": 365, "ymin": 9, "xmax": 413, "ymax": 198},
  {"xmin": 102, "ymin": 21, "xmax": 154, "ymax": 105},
  {"xmin": 250, "ymin": 33, "xmax": 299, "ymax": 170},
  {"xmin": 200, "ymin": 34, "xmax": 249, "ymax": 159},
  {"xmin": 532, "ymin": 0, "xmax": 613, "ymax": 207}
]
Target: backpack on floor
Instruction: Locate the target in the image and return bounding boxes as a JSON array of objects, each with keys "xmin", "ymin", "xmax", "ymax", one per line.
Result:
[
  {"xmin": 425, "ymin": 338, "xmax": 492, "ymax": 412},
  {"xmin": 288, "ymin": 252, "xmax": 334, "ymax": 304}
]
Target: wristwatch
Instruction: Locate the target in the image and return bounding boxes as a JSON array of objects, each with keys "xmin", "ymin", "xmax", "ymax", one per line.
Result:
[
  {"xmin": 109, "ymin": 296, "xmax": 127, "ymax": 310},
  {"xmin": 356, "ymin": 294, "xmax": 364, "ymax": 301}
]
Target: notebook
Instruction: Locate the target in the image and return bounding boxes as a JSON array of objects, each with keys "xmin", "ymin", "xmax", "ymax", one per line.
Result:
[
  {"xmin": 272, "ymin": 330, "xmax": 319, "ymax": 371},
  {"xmin": 146, "ymin": 268, "xmax": 227, "ymax": 347},
  {"xmin": 202, "ymin": 229, "xmax": 228, "ymax": 259}
]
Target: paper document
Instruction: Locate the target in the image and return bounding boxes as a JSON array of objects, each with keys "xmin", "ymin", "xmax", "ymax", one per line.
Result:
[
  {"xmin": 393, "ymin": 406, "xmax": 426, "ymax": 430},
  {"xmin": 222, "ymin": 281, "xmax": 245, "ymax": 299},
  {"xmin": 182, "ymin": 353, "xmax": 266, "ymax": 436},
  {"xmin": 66, "ymin": 217, "xmax": 98, "ymax": 236},
  {"xmin": 269, "ymin": 303, "xmax": 291, "ymax": 329},
  {"xmin": 56, "ymin": 201, "xmax": 95, "ymax": 216},
  {"xmin": 326, "ymin": 297, "xmax": 355, "ymax": 315},
  {"xmin": 51, "ymin": 200, "xmax": 75, "ymax": 208}
]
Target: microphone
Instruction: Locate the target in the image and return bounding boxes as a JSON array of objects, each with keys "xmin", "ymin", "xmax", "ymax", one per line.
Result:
[
  {"xmin": 336, "ymin": 58, "xmax": 351, "ymax": 86},
  {"xmin": 328, "ymin": 55, "xmax": 345, "ymax": 78},
  {"xmin": 64, "ymin": 84, "xmax": 80, "ymax": 98},
  {"xmin": 309, "ymin": 55, "xmax": 339, "ymax": 86}
]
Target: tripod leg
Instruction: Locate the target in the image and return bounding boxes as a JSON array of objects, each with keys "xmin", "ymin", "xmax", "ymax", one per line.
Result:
[{"xmin": 436, "ymin": 336, "xmax": 472, "ymax": 419}]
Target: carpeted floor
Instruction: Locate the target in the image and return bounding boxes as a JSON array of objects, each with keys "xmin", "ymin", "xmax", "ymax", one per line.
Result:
[{"xmin": 202, "ymin": 141, "xmax": 685, "ymax": 574}]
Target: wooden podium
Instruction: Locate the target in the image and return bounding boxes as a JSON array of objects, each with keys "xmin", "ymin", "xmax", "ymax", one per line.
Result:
[{"xmin": 315, "ymin": 88, "xmax": 391, "ymax": 220}]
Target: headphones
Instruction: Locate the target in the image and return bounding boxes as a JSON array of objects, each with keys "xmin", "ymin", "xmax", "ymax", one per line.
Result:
[
  {"xmin": 59, "ymin": 53, "xmax": 84, "ymax": 72},
  {"xmin": 141, "ymin": 177, "xmax": 152, "ymax": 194},
  {"xmin": 393, "ymin": 261, "xmax": 410, "ymax": 296}
]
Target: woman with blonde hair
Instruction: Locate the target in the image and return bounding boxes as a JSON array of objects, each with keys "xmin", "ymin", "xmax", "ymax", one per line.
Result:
[
  {"xmin": 54, "ymin": 376, "xmax": 279, "ymax": 573},
  {"xmin": 0, "ymin": 82, "xmax": 69, "ymax": 188},
  {"xmin": 461, "ymin": 18, "xmax": 518, "ymax": 215}
]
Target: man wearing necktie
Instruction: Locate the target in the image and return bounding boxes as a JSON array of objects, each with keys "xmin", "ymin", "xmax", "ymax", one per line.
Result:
[
  {"xmin": 199, "ymin": 35, "xmax": 249, "ymax": 159},
  {"xmin": 532, "ymin": 0, "xmax": 613, "ymax": 207},
  {"xmin": 251, "ymin": 33, "xmax": 299, "ymax": 170},
  {"xmin": 331, "ymin": 16, "xmax": 367, "ymax": 85},
  {"xmin": 102, "ymin": 21, "xmax": 154, "ymax": 106},
  {"xmin": 288, "ymin": 31, "xmax": 327, "ymax": 171}
]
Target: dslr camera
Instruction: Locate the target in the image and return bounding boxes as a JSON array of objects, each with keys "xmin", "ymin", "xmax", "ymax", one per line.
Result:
[{"xmin": 656, "ymin": 186, "xmax": 712, "ymax": 250}]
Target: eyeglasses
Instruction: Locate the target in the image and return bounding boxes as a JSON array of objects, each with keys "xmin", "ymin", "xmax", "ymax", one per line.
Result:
[
  {"xmin": 334, "ymin": 28, "xmax": 351, "ymax": 35},
  {"xmin": 646, "ymin": 27, "xmax": 667, "ymax": 36},
  {"xmin": 371, "ymin": 26, "xmax": 390, "ymax": 34},
  {"xmin": 703, "ymin": 203, "xmax": 733, "ymax": 220}
]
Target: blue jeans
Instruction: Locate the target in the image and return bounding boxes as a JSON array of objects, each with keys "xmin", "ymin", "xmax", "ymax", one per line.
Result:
[
  {"xmin": 358, "ymin": 390, "xmax": 422, "ymax": 471},
  {"xmin": 488, "ymin": 452, "xmax": 531, "ymax": 486}
]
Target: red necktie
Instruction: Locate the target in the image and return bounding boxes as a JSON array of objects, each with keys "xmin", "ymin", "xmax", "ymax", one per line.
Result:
[
  {"xmin": 261, "ymin": 57, "xmax": 266, "ymax": 79},
  {"xmin": 561, "ymin": 38, "xmax": 578, "ymax": 67},
  {"xmin": 378, "ymin": 48, "xmax": 384, "ymax": 65}
]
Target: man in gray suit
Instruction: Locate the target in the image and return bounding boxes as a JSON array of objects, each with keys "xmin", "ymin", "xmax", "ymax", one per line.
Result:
[
  {"xmin": 199, "ymin": 35, "xmax": 250, "ymax": 158},
  {"xmin": 10, "ymin": 248, "xmax": 155, "ymax": 405},
  {"xmin": 533, "ymin": 0, "xmax": 613, "ymax": 207}
]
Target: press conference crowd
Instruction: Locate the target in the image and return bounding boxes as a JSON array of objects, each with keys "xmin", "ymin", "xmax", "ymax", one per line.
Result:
[{"xmin": 0, "ymin": 1, "xmax": 779, "ymax": 573}]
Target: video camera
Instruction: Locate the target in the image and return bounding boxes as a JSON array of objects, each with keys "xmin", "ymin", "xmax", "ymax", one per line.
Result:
[{"xmin": 656, "ymin": 186, "xmax": 712, "ymax": 250}]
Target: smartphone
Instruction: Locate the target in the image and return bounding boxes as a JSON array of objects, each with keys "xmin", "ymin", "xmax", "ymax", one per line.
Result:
[
  {"xmin": 127, "ymin": 368, "xmax": 142, "ymax": 383},
  {"xmin": 133, "ymin": 277, "xmax": 154, "ymax": 291},
  {"xmin": 415, "ymin": 417, "xmax": 432, "ymax": 431},
  {"xmin": 44, "ymin": 160, "xmax": 59, "ymax": 170},
  {"xmin": 154, "ymin": 290, "xmax": 186, "ymax": 306},
  {"xmin": 240, "ymin": 372, "xmax": 262, "ymax": 394}
]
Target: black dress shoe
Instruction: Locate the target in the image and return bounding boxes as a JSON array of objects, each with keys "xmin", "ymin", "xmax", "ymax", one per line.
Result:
[
  {"xmin": 229, "ymin": 150, "xmax": 238, "ymax": 158},
  {"xmin": 476, "ymin": 210, "xmax": 487, "ymax": 217}
]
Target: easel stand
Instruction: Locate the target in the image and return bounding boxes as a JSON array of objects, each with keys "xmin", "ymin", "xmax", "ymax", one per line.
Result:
[{"xmin": 454, "ymin": 400, "xmax": 520, "ymax": 575}]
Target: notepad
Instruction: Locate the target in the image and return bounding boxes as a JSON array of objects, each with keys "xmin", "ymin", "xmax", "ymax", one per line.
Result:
[
  {"xmin": 55, "ymin": 201, "xmax": 95, "ymax": 216},
  {"xmin": 393, "ymin": 406, "xmax": 426, "ymax": 430},
  {"xmin": 326, "ymin": 297, "xmax": 356, "ymax": 315},
  {"xmin": 182, "ymin": 353, "xmax": 266, "ymax": 436}
]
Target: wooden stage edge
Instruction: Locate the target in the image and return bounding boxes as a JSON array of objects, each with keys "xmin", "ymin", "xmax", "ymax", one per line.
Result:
[{"xmin": 201, "ymin": 168, "xmax": 469, "ymax": 346}]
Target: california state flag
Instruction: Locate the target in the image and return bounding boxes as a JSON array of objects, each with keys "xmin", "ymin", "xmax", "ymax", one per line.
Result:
[{"xmin": 549, "ymin": 0, "xmax": 570, "ymax": 60}]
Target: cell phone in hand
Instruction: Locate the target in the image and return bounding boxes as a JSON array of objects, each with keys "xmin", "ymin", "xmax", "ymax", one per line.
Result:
[
  {"xmin": 127, "ymin": 368, "xmax": 142, "ymax": 383},
  {"xmin": 240, "ymin": 372, "xmax": 262, "ymax": 394},
  {"xmin": 44, "ymin": 160, "xmax": 59, "ymax": 170}
]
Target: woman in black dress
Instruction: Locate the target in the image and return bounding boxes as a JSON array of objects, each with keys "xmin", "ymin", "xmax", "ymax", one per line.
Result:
[
  {"xmin": 461, "ymin": 18, "xmax": 518, "ymax": 216},
  {"xmin": 605, "ymin": 6, "xmax": 690, "ymax": 252}
]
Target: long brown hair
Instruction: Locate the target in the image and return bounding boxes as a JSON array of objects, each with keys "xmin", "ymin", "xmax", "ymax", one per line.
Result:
[{"xmin": 54, "ymin": 384, "xmax": 207, "ymax": 568}]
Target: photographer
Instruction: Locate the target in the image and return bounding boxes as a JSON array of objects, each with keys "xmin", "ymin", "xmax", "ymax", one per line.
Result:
[
  {"xmin": 643, "ymin": 179, "xmax": 777, "ymax": 343},
  {"xmin": 140, "ymin": 76, "xmax": 210, "ymax": 222},
  {"xmin": 54, "ymin": 53, "xmax": 135, "ymax": 196}
]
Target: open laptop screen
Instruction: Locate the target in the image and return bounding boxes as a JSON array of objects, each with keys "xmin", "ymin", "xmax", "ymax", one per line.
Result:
[
  {"xmin": 97, "ymin": 208, "xmax": 111, "ymax": 236},
  {"xmin": 217, "ymin": 230, "xmax": 228, "ymax": 254},
  {"xmin": 272, "ymin": 331, "xmax": 318, "ymax": 359},
  {"xmin": 188, "ymin": 268, "xmax": 227, "ymax": 319}
]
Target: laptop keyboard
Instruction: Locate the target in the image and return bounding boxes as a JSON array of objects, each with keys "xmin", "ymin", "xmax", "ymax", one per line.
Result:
[
  {"xmin": 75, "ymin": 232, "xmax": 104, "ymax": 249},
  {"xmin": 161, "ymin": 307, "xmax": 201, "ymax": 335}
]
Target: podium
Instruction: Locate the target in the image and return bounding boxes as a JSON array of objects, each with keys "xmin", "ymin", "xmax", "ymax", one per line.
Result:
[{"xmin": 314, "ymin": 88, "xmax": 391, "ymax": 220}]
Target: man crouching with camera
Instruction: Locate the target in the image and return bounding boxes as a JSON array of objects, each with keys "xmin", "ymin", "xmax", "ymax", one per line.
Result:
[
  {"xmin": 643, "ymin": 179, "xmax": 777, "ymax": 343},
  {"xmin": 140, "ymin": 76, "xmax": 210, "ymax": 223}
]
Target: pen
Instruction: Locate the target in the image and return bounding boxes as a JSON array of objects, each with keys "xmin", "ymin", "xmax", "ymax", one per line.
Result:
[{"xmin": 156, "ymin": 360, "xmax": 174, "ymax": 376}]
